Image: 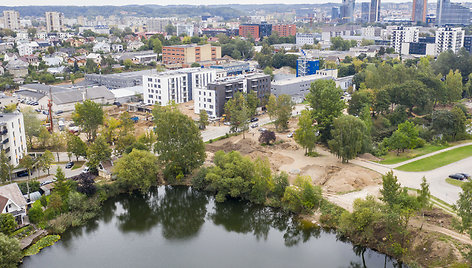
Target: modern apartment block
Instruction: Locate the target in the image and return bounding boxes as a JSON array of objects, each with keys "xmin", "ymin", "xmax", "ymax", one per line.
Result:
[
  {"xmin": 272, "ymin": 24, "xmax": 297, "ymax": 37},
  {"xmin": 143, "ymin": 68, "xmax": 218, "ymax": 106},
  {"xmin": 146, "ymin": 18, "xmax": 167, "ymax": 32},
  {"xmin": 296, "ymin": 33, "xmax": 316, "ymax": 46},
  {"xmin": 435, "ymin": 27, "xmax": 465, "ymax": 54},
  {"xmin": 194, "ymin": 74, "xmax": 271, "ymax": 117},
  {"xmin": 436, "ymin": 0, "xmax": 471, "ymax": 26},
  {"xmin": 239, "ymin": 23, "xmax": 272, "ymax": 39},
  {"xmin": 412, "ymin": 0, "xmax": 427, "ymax": 23},
  {"xmin": 45, "ymin": 12, "xmax": 64, "ymax": 32},
  {"xmin": 162, "ymin": 44, "xmax": 222, "ymax": 66},
  {"xmin": 176, "ymin": 24, "xmax": 194, "ymax": 37},
  {"xmin": 3, "ymin": 10, "xmax": 21, "ymax": 31},
  {"xmin": 0, "ymin": 113, "xmax": 27, "ymax": 167},
  {"xmin": 391, "ymin": 26, "xmax": 419, "ymax": 53}
]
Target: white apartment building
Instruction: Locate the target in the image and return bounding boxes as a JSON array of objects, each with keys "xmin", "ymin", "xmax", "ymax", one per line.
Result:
[
  {"xmin": 3, "ymin": 10, "xmax": 21, "ymax": 31},
  {"xmin": 361, "ymin": 26, "xmax": 382, "ymax": 37},
  {"xmin": 45, "ymin": 12, "xmax": 64, "ymax": 32},
  {"xmin": 296, "ymin": 33, "xmax": 316, "ymax": 46},
  {"xmin": 17, "ymin": 43, "xmax": 34, "ymax": 56},
  {"xmin": 0, "ymin": 113, "xmax": 27, "ymax": 167},
  {"xmin": 176, "ymin": 24, "xmax": 194, "ymax": 37},
  {"xmin": 143, "ymin": 68, "xmax": 218, "ymax": 106},
  {"xmin": 435, "ymin": 27, "xmax": 465, "ymax": 54},
  {"xmin": 391, "ymin": 26, "xmax": 419, "ymax": 53}
]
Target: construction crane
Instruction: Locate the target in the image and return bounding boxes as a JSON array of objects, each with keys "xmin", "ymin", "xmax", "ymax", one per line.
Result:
[{"xmin": 48, "ymin": 87, "xmax": 53, "ymax": 133}]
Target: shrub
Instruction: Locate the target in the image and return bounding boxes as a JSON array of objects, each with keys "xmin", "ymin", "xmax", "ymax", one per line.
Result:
[
  {"xmin": 23, "ymin": 235, "xmax": 60, "ymax": 256},
  {"xmin": 259, "ymin": 130, "xmax": 276, "ymax": 145},
  {"xmin": 28, "ymin": 203, "xmax": 44, "ymax": 224},
  {"xmin": 0, "ymin": 214, "xmax": 16, "ymax": 235}
]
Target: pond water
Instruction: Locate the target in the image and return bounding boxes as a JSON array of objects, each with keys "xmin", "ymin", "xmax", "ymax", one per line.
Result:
[{"xmin": 22, "ymin": 186, "xmax": 400, "ymax": 268}]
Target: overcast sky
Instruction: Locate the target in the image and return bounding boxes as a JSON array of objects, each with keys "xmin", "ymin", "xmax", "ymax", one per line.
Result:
[{"xmin": 1, "ymin": 0, "xmax": 412, "ymax": 6}]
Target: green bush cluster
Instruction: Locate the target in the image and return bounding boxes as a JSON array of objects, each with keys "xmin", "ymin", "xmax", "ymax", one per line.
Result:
[{"xmin": 23, "ymin": 235, "xmax": 60, "ymax": 256}]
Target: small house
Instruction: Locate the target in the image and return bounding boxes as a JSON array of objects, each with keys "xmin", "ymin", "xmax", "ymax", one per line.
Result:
[{"xmin": 0, "ymin": 183, "xmax": 27, "ymax": 225}]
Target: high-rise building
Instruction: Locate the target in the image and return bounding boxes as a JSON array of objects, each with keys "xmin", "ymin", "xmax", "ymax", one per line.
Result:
[
  {"xmin": 3, "ymin": 10, "xmax": 20, "ymax": 30},
  {"xmin": 391, "ymin": 26, "xmax": 419, "ymax": 53},
  {"xmin": 436, "ymin": 0, "xmax": 471, "ymax": 26},
  {"xmin": 0, "ymin": 112, "xmax": 27, "ymax": 167},
  {"xmin": 412, "ymin": 0, "xmax": 427, "ymax": 23},
  {"xmin": 147, "ymin": 18, "xmax": 167, "ymax": 32},
  {"xmin": 435, "ymin": 27, "xmax": 465, "ymax": 54},
  {"xmin": 45, "ymin": 12, "xmax": 64, "ymax": 32},
  {"xmin": 331, "ymin": 7, "xmax": 340, "ymax": 20},
  {"xmin": 370, "ymin": 0, "xmax": 381, "ymax": 22},
  {"xmin": 340, "ymin": 0, "xmax": 355, "ymax": 23},
  {"xmin": 361, "ymin": 3, "xmax": 370, "ymax": 23}
]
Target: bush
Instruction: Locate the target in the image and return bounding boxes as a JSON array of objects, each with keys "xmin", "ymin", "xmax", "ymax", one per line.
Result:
[
  {"xmin": 28, "ymin": 201, "xmax": 44, "ymax": 224},
  {"xmin": 0, "ymin": 214, "xmax": 16, "ymax": 235},
  {"xmin": 23, "ymin": 235, "xmax": 60, "ymax": 256},
  {"xmin": 18, "ymin": 181, "xmax": 40, "ymax": 195},
  {"xmin": 0, "ymin": 233, "xmax": 22, "ymax": 268},
  {"xmin": 282, "ymin": 176, "xmax": 322, "ymax": 213}
]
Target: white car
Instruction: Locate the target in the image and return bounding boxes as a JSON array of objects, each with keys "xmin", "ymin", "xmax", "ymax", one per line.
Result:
[
  {"xmin": 287, "ymin": 132, "xmax": 294, "ymax": 138},
  {"xmin": 82, "ymin": 167, "xmax": 89, "ymax": 173}
]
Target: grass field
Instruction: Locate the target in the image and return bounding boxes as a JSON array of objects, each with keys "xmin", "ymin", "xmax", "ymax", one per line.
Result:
[
  {"xmin": 445, "ymin": 178, "xmax": 466, "ymax": 187},
  {"xmin": 378, "ymin": 144, "xmax": 450, "ymax": 165},
  {"xmin": 396, "ymin": 145, "xmax": 472, "ymax": 172},
  {"xmin": 71, "ymin": 161, "xmax": 85, "ymax": 170}
]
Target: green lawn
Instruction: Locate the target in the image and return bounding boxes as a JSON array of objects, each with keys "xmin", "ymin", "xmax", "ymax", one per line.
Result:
[
  {"xmin": 71, "ymin": 161, "xmax": 85, "ymax": 170},
  {"xmin": 445, "ymin": 178, "xmax": 466, "ymax": 187},
  {"xmin": 396, "ymin": 145, "xmax": 472, "ymax": 172},
  {"xmin": 377, "ymin": 144, "xmax": 450, "ymax": 165}
]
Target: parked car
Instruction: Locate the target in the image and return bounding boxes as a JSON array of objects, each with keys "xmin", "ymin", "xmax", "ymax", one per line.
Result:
[
  {"xmin": 65, "ymin": 162, "xmax": 74, "ymax": 169},
  {"xmin": 251, "ymin": 123, "xmax": 259, "ymax": 128},
  {"xmin": 449, "ymin": 173, "xmax": 466, "ymax": 181},
  {"xmin": 250, "ymin": 118, "xmax": 259, "ymax": 122},
  {"xmin": 459, "ymin": 173, "xmax": 471, "ymax": 180},
  {"xmin": 40, "ymin": 180, "xmax": 54, "ymax": 186},
  {"xmin": 56, "ymin": 110, "xmax": 63, "ymax": 115},
  {"xmin": 258, "ymin": 128, "xmax": 267, "ymax": 132},
  {"xmin": 224, "ymin": 122, "xmax": 231, "ymax": 126},
  {"xmin": 82, "ymin": 167, "xmax": 89, "ymax": 174},
  {"xmin": 16, "ymin": 170, "xmax": 29, "ymax": 177},
  {"xmin": 287, "ymin": 132, "xmax": 294, "ymax": 138}
]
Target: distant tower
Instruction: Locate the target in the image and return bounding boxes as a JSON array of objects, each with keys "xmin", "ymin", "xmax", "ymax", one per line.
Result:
[
  {"xmin": 412, "ymin": 0, "xmax": 427, "ymax": 23},
  {"xmin": 341, "ymin": 0, "xmax": 356, "ymax": 23},
  {"xmin": 370, "ymin": 0, "xmax": 381, "ymax": 22},
  {"xmin": 361, "ymin": 3, "xmax": 370, "ymax": 23}
]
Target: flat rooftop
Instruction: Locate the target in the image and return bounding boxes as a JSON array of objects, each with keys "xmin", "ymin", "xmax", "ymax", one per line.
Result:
[{"xmin": 271, "ymin": 74, "xmax": 334, "ymax": 86}]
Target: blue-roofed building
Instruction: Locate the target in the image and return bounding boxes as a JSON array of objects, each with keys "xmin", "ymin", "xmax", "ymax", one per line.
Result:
[{"xmin": 296, "ymin": 59, "xmax": 320, "ymax": 77}]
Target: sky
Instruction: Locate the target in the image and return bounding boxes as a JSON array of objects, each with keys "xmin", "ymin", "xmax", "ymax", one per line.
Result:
[{"xmin": 0, "ymin": 0, "xmax": 412, "ymax": 6}]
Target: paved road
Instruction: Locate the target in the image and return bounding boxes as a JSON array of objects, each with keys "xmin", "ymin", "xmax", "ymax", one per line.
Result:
[{"xmin": 352, "ymin": 143, "xmax": 472, "ymax": 205}]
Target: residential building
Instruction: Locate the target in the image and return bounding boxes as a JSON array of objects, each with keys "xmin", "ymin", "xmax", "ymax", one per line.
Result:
[
  {"xmin": 202, "ymin": 28, "xmax": 230, "ymax": 37},
  {"xmin": 194, "ymin": 74, "xmax": 270, "ymax": 117},
  {"xmin": 0, "ymin": 113, "xmax": 27, "ymax": 167},
  {"xmin": 92, "ymin": 42, "xmax": 111, "ymax": 53},
  {"xmin": 435, "ymin": 27, "xmax": 465, "ymax": 54},
  {"xmin": 17, "ymin": 43, "xmax": 34, "ymax": 56},
  {"xmin": 391, "ymin": 26, "xmax": 419, "ymax": 53},
  {"xmin": 143, "ymin": 68, "xmax": 217, "ymax": 106},
  {"xmin": 400, "ymin": 42, "xmax": 436, "ymax": 56},
  {"xmin": 436, "ymin": 0, "xmax": 471, "ymax": 26},
  {"xmin": 85, "ymin": 69, "xmax": 152, "ymax": 89},
  {"xmin": 296, "ymin": 58, "xmax": 320, "ymax": 77},
  {"xmin": 464, "ymin": 35, "xmax": 472, "ymax": 53},
  {"xmin": 370, "ymin": 0, "xmax": 381, "ymax": 22},
  {"xmin": 361, "ymin": 3, "xmax": 370, "ymax": 23},
  {"xmin": 210, "ymin": 62, "xmax": 250, "ymax": 76},
  {"xmin": 3, "ymin": 10, "xmax": 21, "ymax": 30},
  {"xmin": 147, "ymin": 18, "xmax": 167, "ymax": 32},
  {"xmin": 5, "ymin": 59, "xmax": 28, "ymax": 78},
  {"xmin": 0, "ymin": 183, "xmax": 27, "ymax": 225},
  {"xmin": 45, "ymin": 12, "xmax": 64, "ymax": 32},
  {"xmin": 176, "ymin": 24, "xmax": 194, "ymax": 37},
  {"xmin": 239, "ymin": 23, "xmax": 272, "ymax": 39},
  {"xmin": 111, "ymin": 44, "xmax": 124, "ymax": 53},
  {"xmin": 162, "ymin": 44, "xmax": 222, "ymax": 66},
  {"xmin": 0, "ymin": 93, "xmax": 17, "ymax": 108},
  {"xmin": 296, "ymin": 33, "xmax": 316, "ymax": 46},
  {"xmin": 340, "ymin": 0, "xmax": 355, "ymax": 23},
  {"xmin": 272, "ymin": 24, "xmax": 297, "ymax": 37},
  {"xmin": 412, "ymin": 0, "xmax": 427, "ymax": 23}
]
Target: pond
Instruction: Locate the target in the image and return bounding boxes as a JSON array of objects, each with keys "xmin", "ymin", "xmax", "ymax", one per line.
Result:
[{"xmin": 22, "ymin": 186, "xmax": 400, "ymax": 268}]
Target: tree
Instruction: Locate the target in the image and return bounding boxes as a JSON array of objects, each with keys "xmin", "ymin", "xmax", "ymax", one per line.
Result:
[
  {"xmin": 272, "ymin": 94, "xmax": 294, "ymax": 132},
  {"xmin": 246, "ymin": 91, "xmax": 259, "ymax": 118},
  {"xmin": 432, "ymin": 108, "xmax": 467, "ymax": 141},
  {"xmin": 54, "ymin": 167, "xmax": 71, "ymax": 202},
  {"xmin": 0, "ymin": 150, "xmax": 11, "ymax": 183},
  {"xmin": 0, "ymin": 233, "xmax": 22, "ymax": 268},
  {"xmin": 328, "ymin": 115, "xmax": 369, "ymax": 163},
  {"xmin": 19, "ymin": 155, "xmax": 36, "ymax": 200},
  {"xmin": 38, "ymin": 127, "xmax": 51, "ymax": 149},
  {"xmin": 114, "ymin": 149, "xmax": 160, "ymax": 193},
  {"xmin": 454, "ymin": 181, "xmax": 472, "ymax": 237},
  {"xmin": 259, "ymin": 130, "xmax": 276, "ymax": 145},
  {"xmin": 266, "ymin": 94, "xmax": 277, "ymax": 120},
  {"xmin": 39, "ymin": 150, "xmax": 54, "ymax": 175},
  {"xmin": 307, "ymin": 79, "xmax": 345, "ymax": 142},
  {"xmin": 191, "ymin": 62, "xmax": 201, "ymax": 67},
  {"xmin": 380, "ymin": 171, "xmax": 402, "ymax": 208},
  {"xmin": 444, "ymin": 69, "xmax": 463, "ymax": 103},
  {"xmin": 72, "ymin": 100, "xmax": 104, "ymax": 141},
  {"xmin": 67, "ymin": 134, "xmax": 87, "ymax": 161},
  {"xmin": 294, "ymin": 110, "xmax": 318, "ymax": 155},
  {"xmin": 417, "ymin": 177, "xmax": 431, "ymax": 230},
  {"xmin": 86, "ymin": 135, "xmax": 111, "ymax": 172},
  {"xmin": 282, "ymin": 175, "xmax": 322, "ymax": 213},
  {"xmin": 386, "ymin": 131, "xmax": 409, "ymax": 156},
  {"xmin": 198, "ymin": 111, "xmax": 209, "ymax": 130},
  {"xmin": 0, "ymin": 214, "xmax": 16, "ymax": 235},
  {"xmin": 224, "ymin": 93, "xmax": 250, "ymax": 138},
  {"xmin": 76, "ymin": 174, "xmax": 97, "ymax": 196},
  {"xmin": 153, "ymin": 106, "xmax": 206, "ymax": 177},
  {"xmin": 386, "ymin": 121, "xmax": 421, "ymax": 154}
]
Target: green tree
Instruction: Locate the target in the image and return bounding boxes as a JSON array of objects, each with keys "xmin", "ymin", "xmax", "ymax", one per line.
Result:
[
  {"xmin": 153, "ymin": 107, "xmax": 206, "ymax": 177},
  {"xmin": 224, "ymin": 93, "xmax": 250, "ymax": 138},
  {"xmin": 0, "ymin": 214, "xmax": 16, "ymax": 235},
  {"xmin": 38, "ymin": 127, "xmax": 51, "ymax": 149},
  {"xmin": 307, "ymin": 79, "xmax": 345, "ymax": 142},
  {"xmin": 67, "ymin": 134, "xmax": 87, "ymax": 161},
  {"xmin": 0, "ymin": 233, "xmax": 22, "ymax": 268},
  {"xmin": 86, "ymin": 135, "xmax": 111, "ymax": 172},
  {"xmin": 328, "ymin": 115, "xmax": 369, "ymax": 163},
  {"xmin": 39, "ymin": 150, "xmax": 54, "ymax": 175},
  {"xmin": 198, "ymin": 111, "xmax": 209, "ymax": 130},
  {"xmin": 417, "ymin": 177, "xmax": 431, "ymax": 230},
  {"xmin": 266, "ymin": 94, "xmax": 277, "ymax": 120},
  {"xmin": 294, "ymin": 110, "xmax": 318, "ymax": 155},
  {"xmin": 282, "ymin": 175, "xmax": 322, "ymax": 213},
  {"xmin": 114, "ymin": 149, "xmax": 160, "ymax": 193},
  {"xmin": 380, "ymin": 171, "xmax": 402, "ymax": 208},
  {"xmin": 454, "ymin": 181, "xmax": 472, "ymax": 237},
  {"xmin": 246, "ymin": 91, "xmax": 259, "ymax": 118},
  {"xmin": 272, "ymin": 94, "xmax": 294, "ymax": 132},
  {"xmin": 54, "ymin": 167, "xmax": 71, "ymax": 202},
  {"xmin": 445, "ymin": 69, "xmax": 463, "ymax": 103},
  {"xmin": 0, "ymin": 150, "xmax": 11, "ymax": 183},
  {"xmin": 386, "ymin": 131, "xmax": 409, "ymax": 155},
  {"xmin": 72, "ymin": 100, "xmax": 104, "ymax": 141}
]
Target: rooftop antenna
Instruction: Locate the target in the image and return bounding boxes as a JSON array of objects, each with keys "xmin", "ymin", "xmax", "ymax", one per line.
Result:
[{"xmin": 48, "ymin": 86, "xmax": 53, "ymax": 133}]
